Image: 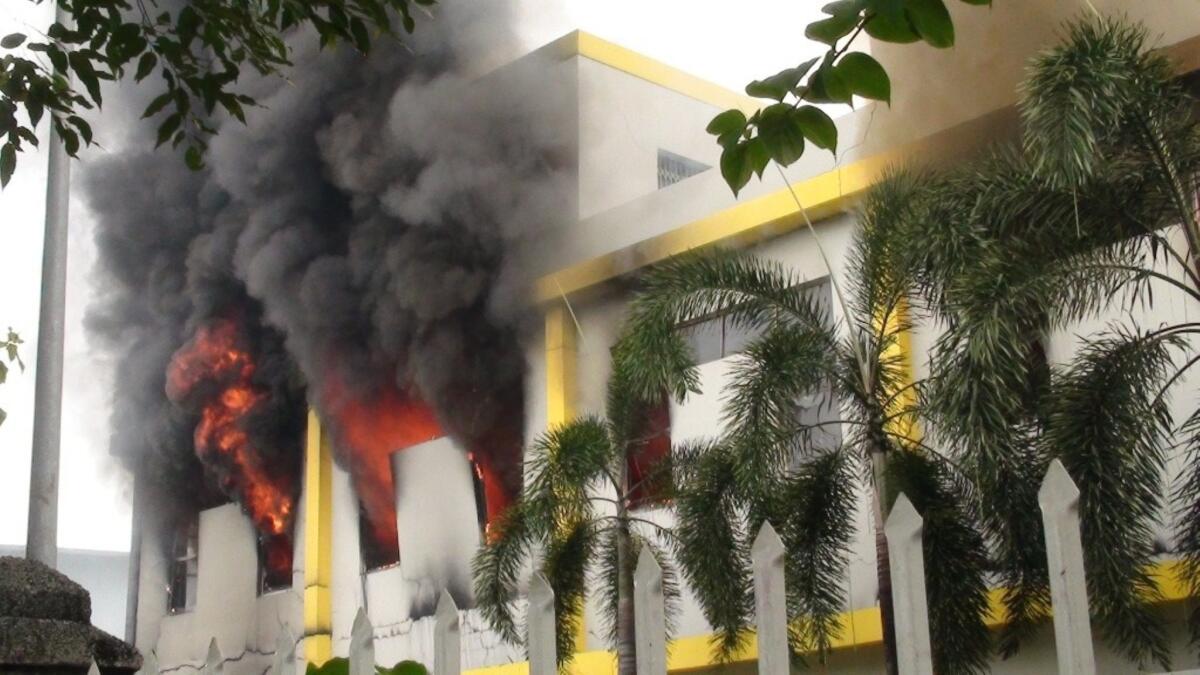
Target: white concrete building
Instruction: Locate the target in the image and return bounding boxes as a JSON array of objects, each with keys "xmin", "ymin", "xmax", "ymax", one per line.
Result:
[{"xmin": 130, "ymin": 4, "xmax": 1200, "ymax": 673}]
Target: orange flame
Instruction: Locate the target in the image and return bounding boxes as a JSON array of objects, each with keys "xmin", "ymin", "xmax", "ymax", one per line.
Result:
[
  {"xmin": 167, "ymin": 320, "xmax": 296, "ymax": 541},
  {"xmin": 324, "ymin": 376, "xmax": 442, "ymax": 559}
]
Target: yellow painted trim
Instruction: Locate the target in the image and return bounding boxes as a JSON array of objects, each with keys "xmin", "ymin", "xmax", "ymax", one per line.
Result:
[
  {"xmin": 533, "ymin": 31, "xmax": 759, "ymax": 114},
  {"xmin": 303, "ymin": 409, "xmax": 334, "ymax": 665},
  {"xmin": 544, "ymin": 303, "xmax": 586, "ymax": 651},
  {"xmin": 545, "ymin": 304, "xmax": 579, "ymax": 427},
  {"xmin": 534, "ymin": 104, "xmax": 1019, "ymax": 305}
]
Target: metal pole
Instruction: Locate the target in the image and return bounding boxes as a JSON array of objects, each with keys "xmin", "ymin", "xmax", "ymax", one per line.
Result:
[
  {"xmin": 25, "ymin": 0, "xmax": 70, "ymax": 569},
  {"xmin": 124, "ymin": 477, "xmax": 143, "ymax": 643}
]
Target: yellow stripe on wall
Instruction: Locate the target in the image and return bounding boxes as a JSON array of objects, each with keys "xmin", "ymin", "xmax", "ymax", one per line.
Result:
[{"xmin": 303, "ymin": 409, "xmax": 334, "ymax": 666}]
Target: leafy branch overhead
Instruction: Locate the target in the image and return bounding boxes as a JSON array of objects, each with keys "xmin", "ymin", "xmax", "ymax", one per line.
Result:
[
  {"xmin": 709, "ymin": 0, "xmax": 991, "ymax": 195},
  {"xmin": 0, "ymin": 328, "xmax": 24, "ymax": 427},
  {"xmin": 0, "ymin": 0, "xmax": 437, "ymax": 188}
]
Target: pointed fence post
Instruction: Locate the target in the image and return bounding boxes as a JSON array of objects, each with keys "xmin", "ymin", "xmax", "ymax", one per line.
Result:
[
  {"xmin": 201, "ymin": 638, "xmax": 223, "ymax": 675},
  {"xmin": 435, "ymin": 590, "xmax": 461, "ymax": 675},
  {"xmin": 884, "ymin": 494, "xmax": 933, "ymax": 675},
  {"xmin": 634, "ymin": 546, "xmax": 667, "ymax": 675},
  {"xmin": 1039, "ymin": 460, "xmax": 1096, "ymax": 675},
  {"xmin": 88, "ymin": 660, "xmax": 100, "ymax": 675},
  {"xmin": 350, "ymin": 607, "xmax": 375, "ymax": 675},
  {"xmin": 528, "ymin": 573, "xmax": 557, "ymax": 675},
  {"xmin": 272, "ymin": 627, "xmax": 297, "ymax": 675},
  {"xmin": 751, "ymin": 522, "xmax": 788, "ymax": 675}
]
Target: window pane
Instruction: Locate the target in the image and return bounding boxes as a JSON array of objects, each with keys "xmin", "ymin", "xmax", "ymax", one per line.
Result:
[{"xmin": 681, "ymin": 315, "xmax": 724, "ymax": 365}]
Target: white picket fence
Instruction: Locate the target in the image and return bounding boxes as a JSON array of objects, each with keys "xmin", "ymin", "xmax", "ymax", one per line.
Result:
[{"xmin": 153, "ymin": 458, "xmax": 1101, "ymax": 675}]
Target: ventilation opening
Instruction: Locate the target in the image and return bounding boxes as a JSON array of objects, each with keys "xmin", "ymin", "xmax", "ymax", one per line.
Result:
[{"xmin": 657, "ymin": 149, "xmax": 710, "ymax": 188}]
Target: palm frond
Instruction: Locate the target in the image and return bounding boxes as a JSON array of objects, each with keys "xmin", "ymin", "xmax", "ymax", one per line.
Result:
[
  {"xmin": 524, "ymin": 416, "xmax": 613, "ymax": 531},
  {"xmin": 768, "ymin": 448, "xmax": 858, "ymax": 662},
  {"xmin": 1021, "ymin": 17, "xmax": 1175, "ymax": 189},
  {"xmin": 540, "ymin": 516, "xmax": 599, "ymax": 665},
  {"xmin": 472, "ymin": 501, "xmax": 536, "ymax": 645},
  {"xmin": 1045, "ymin": 328, "xmax": 1177, "ymax": 668},
  {"xmin": 887, "ymin": 450, "xmax": 991, "ymax": 675},
  {"xmin": 1173, "ymin": 406, "xmax": 1200, "ymax": 649},
  {"xmin": 672, "ymin": 443, "xmax": 755, "ymax": 660}
]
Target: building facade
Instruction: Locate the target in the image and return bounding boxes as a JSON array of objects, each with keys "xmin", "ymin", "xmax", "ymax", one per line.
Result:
[{"xmin": 131, "ymin": 2, "xmax": 1200, "ymax": 673}]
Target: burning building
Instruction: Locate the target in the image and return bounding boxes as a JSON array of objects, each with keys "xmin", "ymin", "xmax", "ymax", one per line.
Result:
[
  {"xmin": 96, "ymin": 6, "xmax": 744, "ymax": 669},
  {"xmin": 100, "ymin": 2, "xmax": 1200, "ymax": 673}
]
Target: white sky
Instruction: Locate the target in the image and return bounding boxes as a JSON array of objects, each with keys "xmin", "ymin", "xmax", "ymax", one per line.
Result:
[{"xmin": 0, "ymin": 1, "xmax": 825, "ymax": 553}]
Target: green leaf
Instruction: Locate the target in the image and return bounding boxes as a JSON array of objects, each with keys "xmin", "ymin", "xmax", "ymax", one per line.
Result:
[
  {"xmin": 795, "ymin": 106, "xmax": 838, "ymax": 151},
  {"xmin": 143, "ymin": 92, "xmax": 171, "ymax": 118},
  {"xmin": 835, "ymin": 52, "xmax": 891, "ymax": 103},
  {"xmin": 805, "ymin": 13, "xmax": 860, "ymax": 46},
  {"xmin": 806, "ymin": 64, "xmax": 853, "ymax": 104},
  {"xmin": 2, "ymin": 33, "xmax": 27, "ymax": 49},
  {"xmin": 745, "ymin": 136, "xmax": 771, "ymax": 178},
  {"xmin": 756, "ymin": 104, "xmax": 807, "ymax": 166},
  {"xmin": 863, "ymin": 5, "xmax": 921, "ymax": 43},
  {"xmin": 744, "ymin": 58, "xmax": 818, "ymax": 101},
  {"xmin": 707, "ymin": 109, "xmax": 747, "ymax": 148},
  {"xmin": 67, "ymin": 115, "xmax": 92, "ymax": 145},
  {"xmin": 822, "ymin": 0, "xmax": 866, "ymax": 16},
  {"xmin": 350, "ymin": 18, "xmax": 371, "ymax": 52},
  {"xmin": 720, "ymin": 141, "xmax": 754, "ymax": 196},
  {"xmin": 134, "ymin": 52, "xmax": 157, "ymax": 82},
  {"xmin": 907, "ymin": 0, "xmax": 955, "ymax": 48},
  {"xmin": 185, "ymin": 145, "xmax": 204, "ymax": 170},
  {"xmin": 0, "ymin": 142, "xmax": 15, "ymax": 188},
  {"xmin": 67, "ymin": 51, "xmax": 102, "ymax": 105},
  {"xmin": 156, "ymin": 112, "xmax": 182, "ymax": 147},
  {"xmin": 0, "ymin": 361, "xmax": 5, "ymax": 385}
]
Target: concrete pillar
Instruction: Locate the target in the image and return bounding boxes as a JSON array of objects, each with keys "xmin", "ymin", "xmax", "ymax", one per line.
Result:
[
  {"xmin": 527, "ymin": 573, "xmax": 557, "ymax": 675},
  {"xmin": 634, "ymin": 546, "xmax": 667, "ymax": 675},
  {"xmin": 884, "ymin": 493, "xmax": 933, "ymax": 675},
  {"xmin": 1038, "ymin": 460, "xmax": 1096, "ymax": 675},
  {"xmin": 26, "ymin": 0, "xmax": 71, "ymax": 570}
]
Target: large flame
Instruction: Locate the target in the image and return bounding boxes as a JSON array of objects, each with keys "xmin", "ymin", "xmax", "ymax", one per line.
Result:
[
  {"xmin": 166, "ymin": 320, "xmax": 297, "ymax": 567},
  {"xmin": 323, "ymin": 375, "xmax": 442, "ymax": 562}
]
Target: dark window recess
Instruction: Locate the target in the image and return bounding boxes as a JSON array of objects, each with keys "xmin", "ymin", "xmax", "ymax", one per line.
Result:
[
  {"xmin": 627, "ymin": 389, "xmax": 673, "ymax": 508},
  {"xmin": 167, "ymin": 516, "xmax": 199, "ymax": 613},
  {"xmin": 657, "ymin": 149, "xmax": 711, "ymax": 189},
  {"xmin": 470, "ymin": 460, "xmax": 489, "ymax": 533},
  {"xmin": 359, "ymin": 502, "xmax": 401, "ymax": 572},
  {"xmin": 257, "ymin": 532, "xmax": 293, "ymax": 594}
]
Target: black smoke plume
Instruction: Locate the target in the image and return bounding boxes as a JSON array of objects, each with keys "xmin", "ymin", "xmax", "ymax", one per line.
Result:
[{"xmin": 85, "ymin": 1, "xmax": 569, "ymax": 539}]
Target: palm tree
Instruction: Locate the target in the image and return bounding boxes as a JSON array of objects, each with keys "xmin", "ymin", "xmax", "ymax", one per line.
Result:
[
  {"xmin": 472, "ymin": 363, "xmax": 681, "ymax": 675},
  {"xmin": 614, "ymin": 172, "xmax": 991, "ymax": 674},
  {"xmin": 900, "ymin": 16, "xmax": 1200, "ymax": 668}
]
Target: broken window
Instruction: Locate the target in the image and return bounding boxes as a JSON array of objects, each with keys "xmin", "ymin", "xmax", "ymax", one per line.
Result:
[
  {"xmin": 257, "ymin": 532, "xmax": 293, "ymax": 594},
  {"xmin": 359, "ymin": 500, "xmax": 401, "ymax": 572},
  {"xmin": 166, "ymin": 516, "xmax": 199, "ymax": 613}
]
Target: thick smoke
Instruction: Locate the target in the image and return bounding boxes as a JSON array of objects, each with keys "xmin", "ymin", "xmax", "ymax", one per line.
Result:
[{"xmin": 85, "ymin": 1, "xmax": 568, "ymax": 543}]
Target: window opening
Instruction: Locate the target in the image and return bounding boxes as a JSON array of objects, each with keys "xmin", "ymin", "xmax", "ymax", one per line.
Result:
[{"xmin": 167, "ymin": 515, "xmax": 199, "ymax": 613}]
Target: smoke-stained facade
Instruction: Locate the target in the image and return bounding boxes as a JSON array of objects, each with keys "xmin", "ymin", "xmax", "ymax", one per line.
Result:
[{"xmin": 88, "ymin": 0, "xmax": 571, "ymax": 574}]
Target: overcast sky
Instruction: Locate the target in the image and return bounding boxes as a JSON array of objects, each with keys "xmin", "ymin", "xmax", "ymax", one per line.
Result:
[{"xmin": 0, "ymin": 1, "xmax": 825, "ymax": 553}]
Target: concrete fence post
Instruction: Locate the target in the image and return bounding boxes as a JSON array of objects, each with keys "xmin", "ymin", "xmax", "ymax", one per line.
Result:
[
  {"xmin": 272, "ymin": 627, "xmax": 296, "ymax": 675},
  {"xmin": 350, "ymin": 607, "xmax": 375, "ymax": 675},
  {"xmin": 1039, "ymin": 459, "xmax": 1096, "ymax": 675},
  {"xmin": 201, "ymin": 638, "xmax": 223, "ymax": 675},
  {"xmin": 435, "ymin": 590, "xmax": 462, "ymax": 675},
  {"xmin": 884, "ymin": 493, "xmax": 933, "ymax": 675},
  {"xmin": 88, "ymin": 660, "xmax": 100, "ymax": 675},
  {"xmin": 634, "ymin": 546, "xmax": 667, "ymax": 675},
  {"xmin": 751, "ymin": 521, "xmax": 788, "ymax": 675},
  {"xmin": 527, "ymin": 572, "xmax": 557, "ymax": 675}
]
